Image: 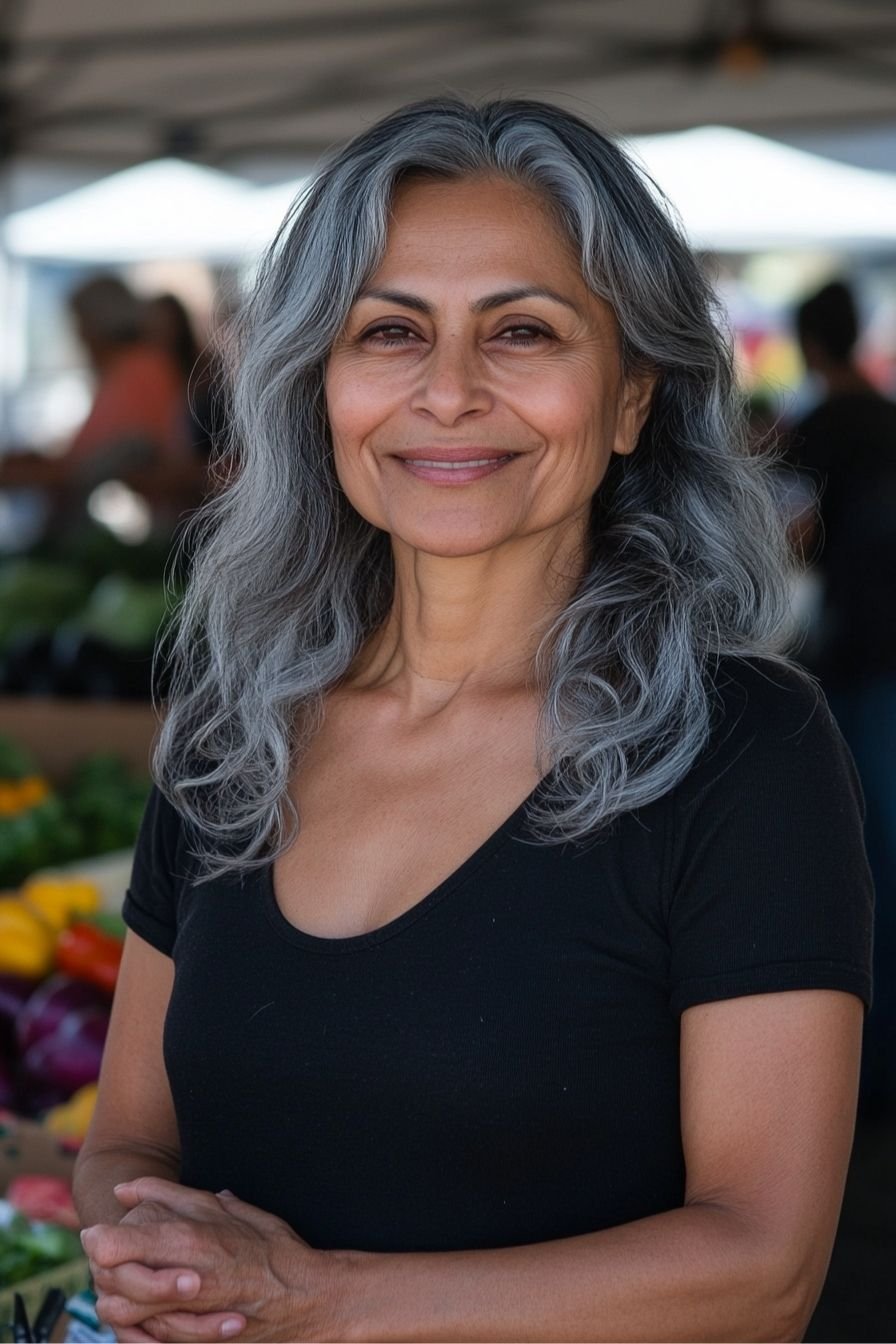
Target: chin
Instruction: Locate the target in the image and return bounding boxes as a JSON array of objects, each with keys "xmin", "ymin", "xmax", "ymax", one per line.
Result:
[{"xmin": 389, "ymin": 518, "xmax": 516, "ymax": 558}]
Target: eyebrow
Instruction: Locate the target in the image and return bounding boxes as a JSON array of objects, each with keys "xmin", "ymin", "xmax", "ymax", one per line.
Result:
[{"xmin": 355, "ymin": 285, "xmax": 581, "ymax": 316}]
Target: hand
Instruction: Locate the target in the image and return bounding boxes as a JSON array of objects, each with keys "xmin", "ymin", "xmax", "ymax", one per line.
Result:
[{"xmin": 81, "ymin": 1177, "xmax": 338, "ymax": 1342}]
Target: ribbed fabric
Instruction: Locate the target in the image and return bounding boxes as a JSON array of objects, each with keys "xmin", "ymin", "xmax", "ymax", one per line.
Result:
[{"xmin": 122, "ymin": 655, "xmax": 873, "ymax": 1253}]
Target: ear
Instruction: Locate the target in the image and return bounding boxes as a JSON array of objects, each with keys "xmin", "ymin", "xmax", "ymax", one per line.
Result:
[{"xmin": 613, "ymin": 368, "xmax": 659, "ymax": 457}]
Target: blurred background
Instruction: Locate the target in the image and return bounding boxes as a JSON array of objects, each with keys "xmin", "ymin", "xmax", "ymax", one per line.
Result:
[{"xmin": 0, "ymin": 2, "xmax": 894, "ymax": 1340}]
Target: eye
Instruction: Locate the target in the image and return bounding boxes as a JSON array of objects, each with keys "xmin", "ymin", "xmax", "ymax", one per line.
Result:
[
  {"xmin": 494, "ymin": 324, "xmax": 552, "ymax": 346},
  {"xmin": 362, "ymin": 323, "xmax": 419, "ymax": 348}
]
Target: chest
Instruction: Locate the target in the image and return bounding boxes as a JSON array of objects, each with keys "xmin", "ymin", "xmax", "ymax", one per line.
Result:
[
  {"xmin": 272, "ymin": 715, "xmax": 544, "ymax": 940},
  {"xmin": 166, "ymin": 827, "xmax": 680, "ymax": 1250}
]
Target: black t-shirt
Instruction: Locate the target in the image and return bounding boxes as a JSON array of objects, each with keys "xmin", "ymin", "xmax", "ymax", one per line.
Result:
[
  {"xmin": 788, "ymin": 389, "xmax": 896, "ymax": 685},
  {"xmin": 122, "ymin": 656, "xmax": 873, "ymax": 1254}
]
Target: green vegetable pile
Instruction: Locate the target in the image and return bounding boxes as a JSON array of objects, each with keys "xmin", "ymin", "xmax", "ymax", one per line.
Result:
[
  {"xmin": 0, "ymin": 737, "xmax": 150, "ymax": 888},
  {"xmin": 0, "ymin": 1211, "xmax": 82, "ymax": 1287}
]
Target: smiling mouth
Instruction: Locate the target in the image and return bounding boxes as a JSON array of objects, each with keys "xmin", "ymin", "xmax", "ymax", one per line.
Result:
[{"xmin": 401, "ymin": 456, "xmax": 516, "ymax": 469}]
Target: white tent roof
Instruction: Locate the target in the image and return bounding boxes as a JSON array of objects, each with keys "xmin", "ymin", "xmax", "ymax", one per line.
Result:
[
  {"xmin": 629, "ymin": 125, "xmax": 896, "ymax": 251},
  {"xmin": 6, "ymin": 124, "xmax": 896, "ymax": 263},
  {"xmin": 2, "ymin": 159, "xmax": 267, "ymax": 263}
]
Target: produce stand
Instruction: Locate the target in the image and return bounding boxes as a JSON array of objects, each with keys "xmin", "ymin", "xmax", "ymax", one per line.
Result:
[
  {"xmin": 0, "ymin": 704, "xmax": 155, "ymax": 1341},
  {"xmin": 0, "ymin": 1115, "xmax": 89, "ymax": 1343}
]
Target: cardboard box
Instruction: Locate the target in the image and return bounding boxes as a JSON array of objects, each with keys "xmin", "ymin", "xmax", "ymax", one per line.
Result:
[
  {"xmin": 0, "ymin": 1113, "xmax": 90, "ymax": 1341},
  {"xmin": 0, "ymin": 698, "xmax": 158, "ymax": 782},
  {"xmin": 0, "ymin": 1113, "xmax": 80, "ymax": 1189}
]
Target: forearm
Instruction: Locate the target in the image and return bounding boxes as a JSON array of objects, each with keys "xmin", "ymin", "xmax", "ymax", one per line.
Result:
[
  {"xmin": 72, "ymin": 1143, "xmax": 180, "ymax": 1230},
  {"xmin": 329, "ymin": 1202, "xmax": 801, "ymax": 1343}
]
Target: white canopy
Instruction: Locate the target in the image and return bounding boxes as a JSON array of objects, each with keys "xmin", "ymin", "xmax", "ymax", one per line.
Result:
[
  {"xmin": 7, "ymin": 125, "xmax": 896, "ymax": 264},
  {"xmin": 629, "ymin": 125, "xmax": 896, "ymax": 251},
  {"xmin": 2, "ymin": 159, "xmax": 267, "ymax": 263}
]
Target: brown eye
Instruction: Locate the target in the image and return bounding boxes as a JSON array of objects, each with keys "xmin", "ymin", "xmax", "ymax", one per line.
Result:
[
  {"xmin": 363, "ymin": 323, "xmax": 419, "ymax": 347},
  {"xmin": 495, "ymin": 325, "xmax": 552, "ymax": 346}
]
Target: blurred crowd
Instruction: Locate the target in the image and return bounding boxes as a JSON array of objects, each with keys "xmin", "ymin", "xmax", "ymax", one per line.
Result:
[
  {"xmin": 781, "ymin": 278, "xmax": 896, "ymax": 1124},
  {"xmin": 0, "ymin": 275, "xmax": 226, "ymax": 532}
]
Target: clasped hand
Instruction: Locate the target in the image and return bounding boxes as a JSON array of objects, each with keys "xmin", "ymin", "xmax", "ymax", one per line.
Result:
[{"xmin": 80, "ymin": 1177, "xmax": 337, "ymax": 1342}]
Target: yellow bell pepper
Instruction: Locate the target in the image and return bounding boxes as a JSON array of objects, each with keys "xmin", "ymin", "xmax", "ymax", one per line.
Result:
[
  {"xmin": 0, "ymin": 895, "xmax": 56, "ymax": 977},
  {"xmin": 44, "ymin": 1082, "xmax": 99, "ymax": 1140},
  {"xmin": 0, "ymin": 775, "xmax": 51, "ymax": 816},
  {"xmin": 22, "ymin": 876, "xmax": 101, "ymax": 931}
]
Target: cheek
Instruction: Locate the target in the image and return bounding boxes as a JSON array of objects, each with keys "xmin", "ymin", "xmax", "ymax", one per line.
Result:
[{"xmin": 323, "ymin": 364, "xmax": 383, "ymax": 447}]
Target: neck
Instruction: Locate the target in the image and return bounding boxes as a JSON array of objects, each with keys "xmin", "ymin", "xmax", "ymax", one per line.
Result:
[{"xmin": 347, "ymin": 518, "xmax": 588, "ymax": 717}]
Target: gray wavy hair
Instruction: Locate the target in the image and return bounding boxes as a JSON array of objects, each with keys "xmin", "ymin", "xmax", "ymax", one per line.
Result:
[{"xmin": 155, "ymin": 94, "xmax": 805, "ymax": 879}]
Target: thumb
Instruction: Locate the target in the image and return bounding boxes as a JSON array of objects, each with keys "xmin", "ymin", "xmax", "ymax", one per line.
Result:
[{"xmin": 112, "ymin": 1183, "xmax": 143, "ymax": 1207}]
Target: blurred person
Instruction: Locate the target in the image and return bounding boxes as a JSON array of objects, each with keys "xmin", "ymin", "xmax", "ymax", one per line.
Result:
[
  {"xmin": 72, "ymin": 98, "xmax": 871, "ymax": 1344},
  {"xmin": 0, "ymin": 275, "xmax": 193, "ymax": 524},
  {"xmin": 790, "ymin": 277, "xmax": 896, "ymax": 1121},
  {"xmin": 141, "ymin": 292, "xmax": 220, "ymax": 505}
]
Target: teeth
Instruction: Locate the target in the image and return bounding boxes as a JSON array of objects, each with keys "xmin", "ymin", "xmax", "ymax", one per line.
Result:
[{"xmin": 405, "ymin": 457, "xmax": 510, "ymax": 469}]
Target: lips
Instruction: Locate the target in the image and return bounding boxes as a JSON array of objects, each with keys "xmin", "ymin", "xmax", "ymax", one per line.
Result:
[
  {"xmin": 400, "ymin": 456, "xmax": 515, "ymax": 470},
  {"xmin": 392, "ymin": 448, "xmax": 518, "ymax": 464}
]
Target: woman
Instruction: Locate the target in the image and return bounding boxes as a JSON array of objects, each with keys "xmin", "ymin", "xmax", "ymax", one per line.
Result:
[{"xmin": 73, "ymin": 97, "xmax": 873, "ymax": 1343}]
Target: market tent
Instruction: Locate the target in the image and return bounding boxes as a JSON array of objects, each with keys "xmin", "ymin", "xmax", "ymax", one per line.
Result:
[
  {"xmin": 8, "ymin": 123, "xmax": 896, "ymax": 265},
  {"xmin": 5, "ymin": 0, "xmax": 896, "ymax": 192},
  {"xmin": 2, "ymin": 159, "xmax": 269, "ymax": 263},
  {"xmin": 630, "ymin": 125, "xmax": 896, "ymax": 251}
]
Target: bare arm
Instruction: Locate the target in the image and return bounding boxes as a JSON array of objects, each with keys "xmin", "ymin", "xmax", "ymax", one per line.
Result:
[
  {"xmin": 72, "ymin": 931, "xmax": 183, "ymax": 1232},
  {"xmin": 318, "ymin": 988, "xmax": 861, "ymax": 1343}
]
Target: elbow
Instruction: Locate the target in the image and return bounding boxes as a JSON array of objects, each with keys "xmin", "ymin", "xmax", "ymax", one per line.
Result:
[{"xmin": 766, "ymin": 1256, "xmax": 825, "ymax": 1343}]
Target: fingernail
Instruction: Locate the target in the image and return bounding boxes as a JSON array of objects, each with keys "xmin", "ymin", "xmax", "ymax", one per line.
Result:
[
  {"xmin": 220, "ymin": 1320, "xmax": 243, "ymax": 1338},
  {"xmin": 113, "ymin": 1181, "xmax": 130, "ymax": 1191},
  {"xmin": 216, "ymin": 1188, "xmax": 234, "ymax": 1197},
  {"xmin": 176, "ymin": 1273, "xmax": 198, "ymax": 1296},
  {"xmin": 80, "ymin": 1228, "xmax": 95, "ymax": 1246}
]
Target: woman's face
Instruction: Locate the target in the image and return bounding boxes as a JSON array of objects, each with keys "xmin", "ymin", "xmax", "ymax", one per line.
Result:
[{"xmin": 325, "ymin": 173, "xmax": 654, "ymax": 559}]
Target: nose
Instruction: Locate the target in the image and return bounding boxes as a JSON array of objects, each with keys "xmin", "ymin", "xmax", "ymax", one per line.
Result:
[{"xmin": 409, "ymin": 336, "xmax": 493, "ymax": 426}]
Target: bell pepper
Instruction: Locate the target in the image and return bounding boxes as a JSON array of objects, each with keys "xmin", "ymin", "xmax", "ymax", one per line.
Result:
[
  {"xmin": 44, "ymin": 1081, "xmax": 98, "ymax": 1142},
  {"xmin": 0, "ymin": 775, "xmax": 50, "ymax": 817},
  {"xmin": 22, "ymin": 876, "xmax": 101, "ymax": 932},
  {"xmin": 55, "ymin": 920, "xmax": 123, "ymax": 995},
  {"xmin": 0, "ymin": 896, "xmax": 56, "ymax": 977}
]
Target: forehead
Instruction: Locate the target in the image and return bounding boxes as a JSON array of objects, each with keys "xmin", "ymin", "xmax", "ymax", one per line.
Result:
[{"xmin": 376, "ymin": 173, "xmax": 584, "ymax": 284}]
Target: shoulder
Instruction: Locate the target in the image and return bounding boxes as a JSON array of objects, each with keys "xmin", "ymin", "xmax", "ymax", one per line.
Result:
[
  {"xmin": 678, "ymin": 653, "xmax": 860, "ymax": 816},
  {"xmin": 703, "ymin": 653, "xmax": 830, "ymax": 758}
]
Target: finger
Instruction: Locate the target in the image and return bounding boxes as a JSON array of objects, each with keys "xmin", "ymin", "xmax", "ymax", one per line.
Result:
[
  {"xmin": 139, "ymin": 1310, "xmax": 246, "ymax": 1342},
  {"xmin": 92, "ymin": 1260, "xmax": 201, "ymax": 1304},
  {"xmin": 114, "ymin": 1177, "xmax": 219, "ymax": 1216},
  {"xmin": 113, "ymin": 1326, "xmax": 158, "ymax": 1342},
  {"xmin": 83, "ymin": 1221, "xmax": 191, "ymax": 1271}
]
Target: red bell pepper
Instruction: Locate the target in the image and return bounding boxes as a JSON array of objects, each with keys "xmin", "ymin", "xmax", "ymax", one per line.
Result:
[{"xmin": 55, "ymin": 920, "xmax": 123, "ymax": 995}]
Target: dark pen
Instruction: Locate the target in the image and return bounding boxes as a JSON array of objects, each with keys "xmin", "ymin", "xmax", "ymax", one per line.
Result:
[
  {"xmin": 32, "ymin": 1288, "xmax": 67, "ymax": 1344},
  {"xmin": 12, "ymin": 1292, "xmax": 33, "ymax": 1343}
]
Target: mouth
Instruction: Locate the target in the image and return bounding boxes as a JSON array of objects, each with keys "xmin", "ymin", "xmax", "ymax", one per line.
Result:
[
  {"xmin": 400, "ymin": 455, "xmax": 515, "ymax": 470},
  {"xmin": 390, "ymin": 451, "xmax": 520, "ymax": 485}
]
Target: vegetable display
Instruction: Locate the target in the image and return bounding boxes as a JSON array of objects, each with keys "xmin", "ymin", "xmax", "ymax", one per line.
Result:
[
  {"xmin": 0, "ymin": 736, "xmax": 149, "ymax": 888},
  {"xmin": 0, "ymin": 1206, "xmax": 82, "ymax": 1288}
]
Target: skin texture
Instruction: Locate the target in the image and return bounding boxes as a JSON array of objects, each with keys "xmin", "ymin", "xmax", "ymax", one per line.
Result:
[
  {"xmin": 324, "ymin": 173, "xmax": 655, "ymax": 708},
  {"xmin": 77, "ymin": 173, "xmax": 865, "ymax": 1344}
]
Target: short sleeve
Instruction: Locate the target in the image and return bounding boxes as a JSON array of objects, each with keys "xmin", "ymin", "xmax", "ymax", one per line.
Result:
[
  {"xmin": 667, "ymin": 658, "xmax": 874, "ymax": 1019},
  {"xmin": 122, "ymin": 784, "xmax": 185, "ymax": 957}
]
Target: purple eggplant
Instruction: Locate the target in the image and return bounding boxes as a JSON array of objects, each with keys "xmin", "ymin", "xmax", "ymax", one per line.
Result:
[
  {"xmin": 15, "ymin": 973, "xmax": 108, "ymax": 1054},
  {"xmin": 0, "ymin": 973, "xmax": 40, "ymax": 1026},
  {"xmin": 20, "ymin": 1006, "xmax": 109, "ymax": 1098}
]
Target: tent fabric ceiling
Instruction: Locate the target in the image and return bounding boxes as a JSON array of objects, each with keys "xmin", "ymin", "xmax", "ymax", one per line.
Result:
[{"xmin": 5, "ymin": 0, "xmax": 896, "ymax": 174}]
